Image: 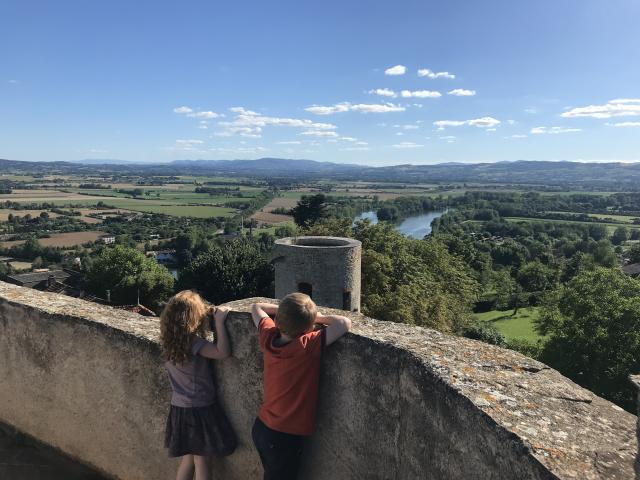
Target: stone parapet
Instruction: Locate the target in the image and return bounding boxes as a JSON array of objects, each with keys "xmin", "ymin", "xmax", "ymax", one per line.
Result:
[{"xmin": 0, "ymin": 282, "xmax": 636, "ymax": 479}]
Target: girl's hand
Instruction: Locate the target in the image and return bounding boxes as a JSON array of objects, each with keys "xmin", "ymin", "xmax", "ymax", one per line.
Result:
[{"xmin": 214, "ymin": 306, "xmax": 230, "ymax": 324}]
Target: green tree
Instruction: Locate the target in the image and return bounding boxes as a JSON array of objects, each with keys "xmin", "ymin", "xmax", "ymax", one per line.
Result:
[
  {"xmin": 627, "ymin": 242, "xmax": 640, "ymax": 264},
  {"xmin": 537, "ymin": 268, "xmax": 640, "ymax": 411},
  {"xmin": 86, "ymin": 245, "xmax": 174, "ymax": 311},
  {"xmin": 177, "ymin": 239, "xmax": 273, "ymax": 304},
  {"xmin": 611, "ymin": 226, "xmax": 630, "ymax": 245},
  {"xmin": 517, "ymin": 261, "xmax": 555, "ymax": 294},
  {"xmin": 306, "ymin": 219, "xmax": 478, "ymax": 332},
  {"xmin": 291, "ymin": 194, "xmax": 328, "ymax": 227}
]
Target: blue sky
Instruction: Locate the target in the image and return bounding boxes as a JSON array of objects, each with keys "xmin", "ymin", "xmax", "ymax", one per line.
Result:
[{"xmin": 1, "ymin": 0, "xmax": 639, "ymax": 165}]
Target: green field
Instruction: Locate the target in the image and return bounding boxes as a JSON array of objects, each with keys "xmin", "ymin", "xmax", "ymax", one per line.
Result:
[
  {"xmin": 10, "ymin": 197, "xmax": 237, "ymax": 218},
  {"xmin": 586, "ymin": 213, "xmax": 640, "ymax": 223},
  {"xmin": 254, "ymin": 221, "xmax": 296, "ymax": 236},
  {"xmin": 473, "ymin": 307, "xmax": 543, "ymax": 342},
  {"xmin": 505, "ymin": 216, "xmax": 640, "ymax": 234}
]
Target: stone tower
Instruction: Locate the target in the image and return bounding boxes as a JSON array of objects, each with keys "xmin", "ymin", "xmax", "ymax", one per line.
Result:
[{"xmin": 273, "ymin": 236, "xmax": 362, "ymax": 311}]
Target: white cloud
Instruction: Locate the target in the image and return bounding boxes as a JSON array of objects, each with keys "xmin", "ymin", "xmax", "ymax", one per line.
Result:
[
  {"xmin": 339, "ymin": 137, "xmax": 358, "ymax": 142},
  {"xmin": 8, "ymin": 79, "xmax": 18, "ymax": 84},
  {"xmin": 486, "ymin": 128, "xmax": 497, "ymax": 132},
  {"xmin": 173, "ymin": 106, "xmax": 193, "ymax": 114},
  {"xmin": 216, "ymin": 107, "xmax": 337, "ymax": 138},
  {"xmin": 385, "ymin": 65, "xmax": 406, "ymax": 76},
  {"xmin": 607, "ymin": 121, "xmax": 640, "ymax": 127},
  {"xmin": 393, "ymin": 142, "xmax": 423, "ymax": 149},
  {"xmin": 305, "ymin": 102, "xmax": 405, "ymax": 115},
  {"xmin": 531, "ymin": 126, "xmax": 582, "ymax": 134},
  {"xmin": 188, "ymin": 110, "xmax": 219, "ymax": 119},
  {"xmin": 609, "ymin": 98, "xmax": 640, "ymax": 104},
  {"xmin": 561, "ymin": 99, "xmax": 640, "ymax": 119},
  {"xmin": 355, "ymin": 141, "xmax": 368, "ymax": 146},
  {"xmin": 524, "ymin": 107, "xmax": 538, "ymax": 114},
  {"xmin": 369, "ymin": 88, "xmax": 396, "ymax": 98},
  {"xmin": 417, "ymin": 69, "xmax": 455, "ymax": 79},
  {"xmin": 276, "ymin": 141, "xmax": 302, "ymax": 145},
  {"xmin": 305, "ymin": 103, "xmax": 351, "ymax": 115},
  {"xmin": 434, "ymin": 120, "xmax": 465, "ymax": 128},
  {"xmin": 340, "ymin": 147, "xmax": 370, "ymax": 151},
  {"xmin": 434, "ymin": 117, "xmax": 500, "ymax": 129},
  {"xmin": 511, "ymin": 134, "xmax": 528, "ymax": 138},
  {"xmin": 448, "ymin": 89, "xmax": 476, "ymax": 97},
  {"xmin": 299, "ymin": 130, "xmax": 339, "ymax": 137},
  {"xmin": 174, "ymin": 106, "xmax": 220, "ymax": 119},
  {"xmin": 175, "ymin": 139, "xmax": 204, "ymax": 145},
  {"xmin": 400, "ymin": 90, "xmax": 441, "ymax": 98}
]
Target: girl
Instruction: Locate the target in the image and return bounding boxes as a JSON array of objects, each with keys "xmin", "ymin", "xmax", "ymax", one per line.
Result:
[{"xmin": 160, "ymin": 290, "xmax": 237, "ymax": 480}]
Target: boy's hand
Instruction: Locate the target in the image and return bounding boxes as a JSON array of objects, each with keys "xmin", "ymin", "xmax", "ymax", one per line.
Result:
[{"xmin": 214, "ymin": 306, "xmax": 230, "ymax": 324}]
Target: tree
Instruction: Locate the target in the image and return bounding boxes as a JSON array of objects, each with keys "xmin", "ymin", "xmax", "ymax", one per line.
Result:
[
  {"xmin": 86, "ymin": 245, "xmax": 174, "ymax": 311},
  {"xmin": 517, "ymin": 261, "xmax": 555, "ymax": 294},
  {"xmin": 291, "ymin": 194, "xmax": 328, "ymax": 227},
  {"xmin": 611, "ymin": 226, "xmax": 629, "ymax": 245},
  {"xmin": 627, "ymin": 242, "xmax": 640, "ymax": 264},
  {"xmin": 177, "ymin": 239, "xmax": 273, "ymax": 304},
  {"xmin": 305, "ymin": 219, "xmax": 478, "ymax": 333},
  {"xmin": 537, "ymin": 268, "xmax": 640, "ymax": 411}
]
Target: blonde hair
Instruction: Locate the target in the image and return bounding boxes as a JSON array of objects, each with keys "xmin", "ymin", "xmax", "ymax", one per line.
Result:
[
  {"xmin": 160, "ymin": 290, "xmax": 212, "ymax": 364},
  {"xmin": 277, "ymin": 292, "xmax": 317, "ymax": 337}
]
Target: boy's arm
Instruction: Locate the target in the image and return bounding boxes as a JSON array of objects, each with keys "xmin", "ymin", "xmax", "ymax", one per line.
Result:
[
  {"xmin": 316, "ymin": 313, "xmax": 352, "ymax": 346},
  {"xmin": 199, "ymin": 307, "xmax": 231, "ymax": 359},
  {"xmin": 251, "ymin": 303, "xmax": 278, "ymax": 328}
]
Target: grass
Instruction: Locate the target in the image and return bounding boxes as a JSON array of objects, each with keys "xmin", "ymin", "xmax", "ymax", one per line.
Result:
[
  {"xmin": 473, "ymin": 307, "xmax": 544, "ymax": 343},
  {"xmin": 504, "ymin": 216, "xmax": 640, "ymax": 234},
  {"xmin": 252, "ymin": 221, "xmax": 296, "ymax": 236}
]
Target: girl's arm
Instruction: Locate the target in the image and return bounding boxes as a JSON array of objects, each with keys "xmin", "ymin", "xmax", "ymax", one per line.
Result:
[{"xmin": 199, "ymin": 307, "xmax": 231, "ymax": 359}]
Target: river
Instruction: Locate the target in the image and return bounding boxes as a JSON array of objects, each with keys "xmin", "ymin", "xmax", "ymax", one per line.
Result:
[{"xmin": 354, "ymin": 210, "xmax": 446, "ymax": 239}]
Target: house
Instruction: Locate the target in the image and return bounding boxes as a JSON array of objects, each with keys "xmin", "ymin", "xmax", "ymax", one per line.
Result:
[
  {"xmin": 100, "ymin": 234, "xmax": 116, "ymax": 244},
  {"xmin": 6, "ymin": 270, "xmax": 72, "ymax": 289},
  {"xmin": 622, "ymin": 262, "xmax": 640, "ymax": 277},
  {"xmin": 146, "ymin": 249, "xmax": 177, "ymax": 264}
]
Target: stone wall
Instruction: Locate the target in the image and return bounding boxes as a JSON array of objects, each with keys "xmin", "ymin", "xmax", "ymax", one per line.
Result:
[
  {"xmin": 0, "ymin": 281, "xmax": 636, "ymax": 479},
  {"xmin": 631, "ymin": 375, "xmax": 640, "ymax": 478}
]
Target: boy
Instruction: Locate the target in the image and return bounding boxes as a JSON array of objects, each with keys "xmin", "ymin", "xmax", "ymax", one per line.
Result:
[{"xmin": 250, "ymin": 293, "xmax": 352, "ymax": 480}]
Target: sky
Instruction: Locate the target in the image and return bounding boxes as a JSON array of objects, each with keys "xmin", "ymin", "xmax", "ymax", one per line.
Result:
[{"xmin": 1, "ymin": 0, "xmax": 639, "ymax": 166}]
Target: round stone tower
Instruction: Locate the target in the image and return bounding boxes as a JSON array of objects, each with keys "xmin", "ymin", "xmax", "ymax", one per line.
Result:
[{"xmin": 273, "ymin": 236, "xmax": 362, "ymax": 312}]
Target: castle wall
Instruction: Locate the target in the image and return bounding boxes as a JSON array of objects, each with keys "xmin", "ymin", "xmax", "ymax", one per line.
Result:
[{"xmin": 0, "ymin": 281, "xmax": 636, "ymax": 480}]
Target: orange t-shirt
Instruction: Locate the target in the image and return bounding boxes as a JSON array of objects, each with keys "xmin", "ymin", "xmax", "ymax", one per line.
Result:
[{"xmin": 258, "ymin": 316, "xmax": 326, "ymax": 436}]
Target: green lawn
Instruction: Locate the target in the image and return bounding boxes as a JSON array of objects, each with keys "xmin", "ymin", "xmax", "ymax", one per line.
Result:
[
  {"xmin": 504, "ymin": 216, "xmax": 640, "ymax": 234},
  {"xmin": 473, "ymin": 307, "xmax": 544, "ymax": 342}
]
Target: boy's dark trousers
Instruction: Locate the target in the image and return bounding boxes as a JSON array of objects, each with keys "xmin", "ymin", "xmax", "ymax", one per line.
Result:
[{"xmin": 252, "ymin": 417, "xmax": 304, "ymax": 480}]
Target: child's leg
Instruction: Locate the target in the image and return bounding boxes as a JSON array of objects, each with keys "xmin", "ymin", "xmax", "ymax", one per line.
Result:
[
  {"xmin": 252, "ymin": 417, "xmax": 304, "ymax": 480},
  {"xmin": 176, "ymin": 454, "xmax": 194, "ymax": 480},
  {"xmin": 193, "ymin": 455, "xmax": 210, "ymax": 480}
]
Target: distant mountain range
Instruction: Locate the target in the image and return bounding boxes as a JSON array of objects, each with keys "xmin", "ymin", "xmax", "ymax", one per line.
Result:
[{"xmin": 2, "ymin": 157, "xmax": 640, "ymax": 189}]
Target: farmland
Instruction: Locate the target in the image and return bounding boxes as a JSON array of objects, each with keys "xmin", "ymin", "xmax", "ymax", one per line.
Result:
[{"xmin": 1, "ymin": 231, "xmax": 104, "ymax": 248}]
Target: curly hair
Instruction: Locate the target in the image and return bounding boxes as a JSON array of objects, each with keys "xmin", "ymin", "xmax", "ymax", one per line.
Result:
[{"xmin": 160, "ymin": 290, "xmax": 213, "ymax": 364}]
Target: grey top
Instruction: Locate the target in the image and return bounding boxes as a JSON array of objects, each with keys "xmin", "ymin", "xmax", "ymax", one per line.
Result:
[{"xmin": 165, "ymin": 337, "xmax": 216, "ymax": 407}]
